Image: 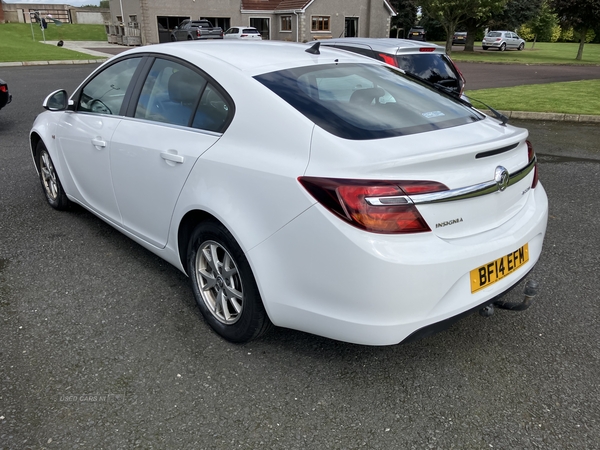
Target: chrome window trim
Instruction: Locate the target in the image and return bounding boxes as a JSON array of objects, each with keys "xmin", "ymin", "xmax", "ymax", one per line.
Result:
[{"xmin": 365, "ymin": 158, "xmax": 536, "ymax": 206}]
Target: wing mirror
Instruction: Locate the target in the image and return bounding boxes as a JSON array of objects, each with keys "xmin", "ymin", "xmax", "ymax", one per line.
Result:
[{"xmin": 43, "ymin": 89, "xmax": 72, "ymax": 111}]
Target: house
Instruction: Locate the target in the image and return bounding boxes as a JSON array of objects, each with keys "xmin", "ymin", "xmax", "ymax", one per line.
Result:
[{"xmin": 107, "ymin": 0, "xmax": 396, "ymax": 45}]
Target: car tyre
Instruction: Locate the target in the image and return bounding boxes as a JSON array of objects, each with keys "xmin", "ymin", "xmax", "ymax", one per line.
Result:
[
  {"xmin": 499, "ymin": 43, "xmax": 506, "ymax": 52},
  {"xmin": 187, "ymin": 36, "xmax": 193, "ymax": 41},
  {"xmin": 170, "ymin": 35, "xmax": 176, "ymax": 42},
  {"xmin": 482, "ymin": 46, "xmax": 488, "ymax": 50},
  {"xmin": 187, "ymin": 220, "xmax": 272, "ymax": 343},
  {"xmin": 37, "ymin": 141, "xmax": 70, "ymax": 210},
  {"xmin": 518, "ymin": 42, "xmax": 524, "ymax": 51}
]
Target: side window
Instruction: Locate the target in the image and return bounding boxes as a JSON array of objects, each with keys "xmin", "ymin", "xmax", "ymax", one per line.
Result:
[
  {"xmin": 78, "ymin": 57, "xmax": 141, "ymax": 115},
  {"xmin": 134, "ymin": 58, "xmax": 232, "ymax": 132},
  {"xmin": 193, "ymin": 84, "xmax": 232, "ymax": 132},
  {"xmin": 135, "ymin": 58, "xmax": 207, "ymax": 127}
]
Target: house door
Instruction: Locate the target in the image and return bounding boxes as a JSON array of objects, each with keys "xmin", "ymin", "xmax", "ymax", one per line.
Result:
[
  {"xmin": 345, "ymin": 18, "xmax": 358, "ymax": 37},
  {"xmin": 250, "ymin": 18, "xmax": 270, "ymax": 40}
]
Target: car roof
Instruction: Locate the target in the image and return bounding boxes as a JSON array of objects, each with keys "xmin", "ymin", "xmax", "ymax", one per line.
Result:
[
  {"xmin": 320, "ymin": 38, "xmax": 445, "ymax": 55},
  {"xmin": 113, "ymin": 40, "xmax": 382, "ymax": 76}
]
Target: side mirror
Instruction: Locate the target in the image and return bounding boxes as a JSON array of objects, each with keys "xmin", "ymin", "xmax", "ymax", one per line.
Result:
[{"xmin": 43, "ymin": 89, "xmax": 69, "ymax": 111}]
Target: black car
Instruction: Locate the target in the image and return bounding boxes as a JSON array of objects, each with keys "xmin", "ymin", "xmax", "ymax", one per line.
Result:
[
  {"xmin": 0, "ymin": 78, "xmax": 12, "ymax": 110},
  {"xmin": 408, "ymin": 26, "xmax": 426, "ymax": 41},
  {"xmin": 453, "ymin": 32, "xmax": 467, "ymax": 45}
]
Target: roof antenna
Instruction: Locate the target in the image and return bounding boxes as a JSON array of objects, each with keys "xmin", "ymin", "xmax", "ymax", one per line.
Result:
[{"xmin": 305, "ymin": 41, "xmax": 320, "ymax": 55}]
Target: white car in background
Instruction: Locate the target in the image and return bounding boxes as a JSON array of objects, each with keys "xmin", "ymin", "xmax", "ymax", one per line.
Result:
[
  {"xmin": 29, "ymin": 41, "xmax": 547, "ymax": 346},
  {"xmin": 224, "ymin": 26, "xmax": 262, "ymax": 40}
]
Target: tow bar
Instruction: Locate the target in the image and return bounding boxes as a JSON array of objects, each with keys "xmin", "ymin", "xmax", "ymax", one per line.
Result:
[{"xmin": 479, "ymin": 279, "xmax": 539, "ymax": 317}]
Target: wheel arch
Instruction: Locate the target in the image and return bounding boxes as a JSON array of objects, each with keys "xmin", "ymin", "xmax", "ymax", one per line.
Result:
[
  {"xmin": 30, "ymin": 132, "xmax": 43, "ymax": 172},
  {"xmin": 177, "ymin": 209, "xmax": 222, "ymax": 275}
]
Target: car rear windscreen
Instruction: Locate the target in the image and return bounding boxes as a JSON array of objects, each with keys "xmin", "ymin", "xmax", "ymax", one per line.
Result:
[
  {"xmin": 395, "ymin": 54, "xmax": 459, "ymax": 89},
  {"xmin": 255, "ymin": 63, "xmax": 482, "ymax": 140}
]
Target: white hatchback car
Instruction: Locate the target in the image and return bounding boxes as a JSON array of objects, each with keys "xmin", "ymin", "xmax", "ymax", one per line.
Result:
[
  {"xmin": 482, "ymin": 31, "xmax": 525, "ymax": 51},
  {"xmin": 30, "ymin": 41, "xmax": 547, "ymax": 345},
  {"xmin": 224, "ymin": 26, "xmax": 262, "ymax": 40}
]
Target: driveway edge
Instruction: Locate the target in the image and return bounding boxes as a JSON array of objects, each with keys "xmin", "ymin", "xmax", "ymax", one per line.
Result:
[{"xmin": 483, "ymin": 110, "xmax": 600, "ymax": 123}]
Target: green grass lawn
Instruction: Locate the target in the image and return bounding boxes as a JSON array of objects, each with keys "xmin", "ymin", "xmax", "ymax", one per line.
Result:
[
  {"xmin": 0, "ymin": 23, "xmax": 107, "ymax": 62},
  {"xmin": 466, "ymin": 79, "xmax": 600, "ymax": 115},
  {"xmin": 446, "ymin": 41, "xmax": 600, "ymax": 65}
]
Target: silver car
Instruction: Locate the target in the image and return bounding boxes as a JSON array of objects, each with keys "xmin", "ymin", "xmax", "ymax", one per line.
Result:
[
  {"xmin": 319, "ymin": 38, "xmax": 465, "ymax": 96},
  {"xmin": 482, "ymin": 31, "xmax": 525, "ymax": 51}
]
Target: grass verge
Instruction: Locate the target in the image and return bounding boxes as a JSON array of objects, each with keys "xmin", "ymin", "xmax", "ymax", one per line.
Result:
[
  {"xmin": 444, "ymin": 42, "xmax": 600, "ymax": 65},
  {"xmin": 466, "ymin": 79, "xmax": 600, "ymax": 115},
  {"xmin": 0, "ymin": 23, "xmax": 106, "ymax": 62}
]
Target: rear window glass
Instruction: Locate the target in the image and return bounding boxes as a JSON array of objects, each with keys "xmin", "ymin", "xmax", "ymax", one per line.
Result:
[
  {"xmin": 487, "ymin": 32, "xmax": 502, "ymax": 37},
  {"xmin": 243, "ymin": 28, "xmax": 259, "ymax": 34},
  {"xmin": 255, "ymin": 63, "xmax": 482, "ymax": 140},
  {"xmin": 395, "ymin": 54, "xmax": 458, "ymax": 87}
]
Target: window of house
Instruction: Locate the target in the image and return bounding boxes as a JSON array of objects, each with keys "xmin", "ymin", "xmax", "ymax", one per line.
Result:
[
  {"xmin": 281, "ymin": 16, "xmax": 291, "ymax": 32},
  {"xmin": 311, "ymin": 16, "xmax": 330, "ymax": 32},
  {"xmin": 116, "ymin": 15, "xmax": 123, "ymax": 24}
]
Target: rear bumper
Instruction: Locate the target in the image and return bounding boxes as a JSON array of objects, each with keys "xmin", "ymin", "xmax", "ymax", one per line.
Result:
[{"xmin": 248, "ymin": 183, "xmax": 548, "ymax": 346}]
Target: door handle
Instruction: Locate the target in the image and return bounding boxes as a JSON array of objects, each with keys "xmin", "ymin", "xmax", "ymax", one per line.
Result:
[
  {"xmin": 91, "ymin": 138, "xmax": 106, "ymax": 148},
  {"xmin": 160, "ymin": 151, "xmax": 184, "ymax": 164}
]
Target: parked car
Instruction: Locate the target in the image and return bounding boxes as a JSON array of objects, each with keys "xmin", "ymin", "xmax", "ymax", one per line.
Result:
[
  {"xmin": 482, "ymin": 31, "xmax": 525, "ymax": 51},
  {"xmin": 224, "ymin": 26, "xmax": 262, "ymax": 40},
  {"xmin": 320, "ymin": 38, "xmax": 466, "ymax": 96},
  {"xmin": 30, "ymin": 41, "xmax": 547, "ymax": 346},
  {"xmin": 170, "ymin": 19, "xmax": 223, "ymax": 41},
  {"xmin": 407, "ymin": 26, "xmax": 426, "ymax": 41},
  {"xmin": 0, "ymin": 78, "xmax": 12, "ymax": 110},
  {"xmin": 452, "ymin": 31, "xmax": 467, "ymax": 45}
]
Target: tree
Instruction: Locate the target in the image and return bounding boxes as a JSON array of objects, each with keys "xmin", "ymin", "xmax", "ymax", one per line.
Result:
[
  {"xmin": 420, "ymin": 0, "xmax": 505, "ymax": 54},
  {"xmin": 551, "ymin": 0, "xmax": 600, "ymax": 59},
  {"xmin": 388, "ymin": 0, "xmax": 418, "ymax": 39},
  {"xmin": 488, "ymin": 0, "xmax": 543, "ymax": 30}
]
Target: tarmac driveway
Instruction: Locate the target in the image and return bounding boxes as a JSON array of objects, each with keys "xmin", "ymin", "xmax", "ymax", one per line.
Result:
[{"xmin": 455, "ymin": 61, "xmax": 600, "ymax": 90}]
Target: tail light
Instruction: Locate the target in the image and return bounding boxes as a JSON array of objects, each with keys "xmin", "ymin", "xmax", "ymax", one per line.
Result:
[
  {"xmin": 378, "ymin": 53, "xmax": 398, "ymax": 67},
  {"xmin": 527, "ymin": 140, "xmax": 539, "ymax": 188},
  {"xmin": 241, "ymin": 34, "xmax": 248, "ymax": 38},
  {"xmin": 0, "ymin": 86, "xmax": 6, "ymax": 93},
  {"xmin": 197, "ymin": 30, "xmax": 201, "ymax": 38},
  {"xmin": 419, "ymin": 48, "xmax": 435, "ymax": 53},
  {"xmin": 447, "ymin": 56, "xmax": 466, "ymax": 96},
  {"xmin": 298, "ymin": 177, "xmax": 448, "ymax": 234}
]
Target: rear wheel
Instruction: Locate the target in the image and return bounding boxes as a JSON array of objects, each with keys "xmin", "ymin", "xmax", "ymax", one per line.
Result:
[
  {"xmin": 499, "ymin": 43, "xmax": 506, "ymax": 51},
  {"xmin": 37, "ymin": 141, "xmax": 70, "ymax": 210},
  {"xmin": 170, "ymin": 35, "xmax": 176, "ymax": 42},
  {"xmin": 187, "ymin": 35, "xmax": 193, "ymax": 41},
  {"xmin": 187, "ymin": 221, "xmax": 271, "ymax": 343}
]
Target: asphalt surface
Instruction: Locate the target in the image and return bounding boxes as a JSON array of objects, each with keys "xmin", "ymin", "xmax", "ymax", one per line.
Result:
[{"xmin": 1, "ymin": 64, "xmax": 600, "ymax": 449}]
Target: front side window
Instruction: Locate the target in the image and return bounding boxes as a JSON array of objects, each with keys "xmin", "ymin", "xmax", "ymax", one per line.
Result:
[
  {"xmin": 255, "ymin": 63, "xmax": 482, "ymax": 140},
  {"xmin": 78, "ymin": 57, "xmax": 142, "ymax": 115},
  {"xmin": 281, "ymin": 16, "xmax": 291, "ymax": 32},
  {"xmin": 311, "ymin": 16, "xmax": 330, "ymax": 32}
]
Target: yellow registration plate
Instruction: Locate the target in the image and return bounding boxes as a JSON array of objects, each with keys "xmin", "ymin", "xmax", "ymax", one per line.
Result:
[{"xmin": 470, "ymin": 244, "xmax": 529, "ymax": 293}]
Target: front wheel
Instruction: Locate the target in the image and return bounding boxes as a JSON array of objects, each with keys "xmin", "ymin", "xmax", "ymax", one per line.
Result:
[
  {"xmin": 187, "ymin": 221, "xmax": 272, "ymax": 343},
  {"xmin": 518, "ymin": 43, "xmax": 524, "ymax": 51},
  {"xmin": 37, "ymin": 141, "xmax": 70, "ymax": 210},
  {"xmin": 482, "ymin": 46, "xmax": 488, "ymax": 50},
  {"xmin": 499, "ymin": 43, "xmax": 506, "ymax": 52}
]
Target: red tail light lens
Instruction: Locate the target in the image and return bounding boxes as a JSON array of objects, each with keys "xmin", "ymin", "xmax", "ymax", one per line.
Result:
[
  {"xmin": 0, "ymin": 85, "xmax": 6, "ymax": 93},
  {"xmin": 527, "ymin": 140, "xmax": 539, "ymax": 188},
  {"xmin": 298, "ymin": 177, "xmax": 448, "ymax": 234},
  {"xmin": 378, "ymin": 53, "xmax": 398, "ymax": 67}
]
